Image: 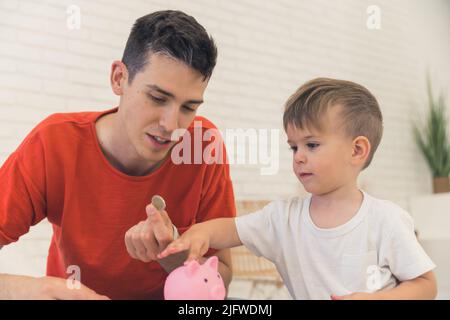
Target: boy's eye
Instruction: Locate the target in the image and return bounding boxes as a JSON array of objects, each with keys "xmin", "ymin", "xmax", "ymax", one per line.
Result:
[
  {"xmin": 306, "ymin": 143, "xmax": 319, "ymax": 149},
  {"xmin": 289, "ymin": 145, "xmax": 297, "ymax": 153}
]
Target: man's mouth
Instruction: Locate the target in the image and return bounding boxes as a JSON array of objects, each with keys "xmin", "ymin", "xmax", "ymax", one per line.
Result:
[{"xmin": 146, "ymin": 133, "xmax": 171, "ymax": 145}]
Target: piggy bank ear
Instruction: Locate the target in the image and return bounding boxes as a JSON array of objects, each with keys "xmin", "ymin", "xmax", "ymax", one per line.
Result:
[
  {"xmin": 184, "ymin": 260, "xmax": 200, "ymax": 277},
  {"xmin": 205, "ymin": 256, "xmax": 219, "ymax": 270}
]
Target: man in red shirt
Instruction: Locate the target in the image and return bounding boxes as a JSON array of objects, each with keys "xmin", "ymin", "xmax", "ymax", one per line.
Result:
[{"xmin": 0, "ymin": 10, "xmax": 235, "ymax": 299}]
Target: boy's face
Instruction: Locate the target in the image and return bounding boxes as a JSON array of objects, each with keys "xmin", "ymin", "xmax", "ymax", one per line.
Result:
[
  {"xmin": 286, "ymin": 106, "xmax": 357, "ymax": 195},
  {"xmin": 118, "ymin": 53, "xmax": 208, "ymax": 166}
]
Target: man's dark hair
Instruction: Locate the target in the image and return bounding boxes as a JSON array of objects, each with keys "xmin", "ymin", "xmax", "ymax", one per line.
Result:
[{"xmin": 122, "ymin": 10, "xmax": 217, "ymax": 83}]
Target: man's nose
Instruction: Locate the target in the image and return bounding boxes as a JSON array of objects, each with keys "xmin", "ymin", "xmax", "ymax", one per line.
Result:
[{"xmin": 159, "ymin": 106, "xmax": 179, "ymax": 134}]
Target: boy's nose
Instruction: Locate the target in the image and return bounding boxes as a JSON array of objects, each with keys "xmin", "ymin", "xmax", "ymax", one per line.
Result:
[{"xmin": 294, "ymin": 151, "xmax": 306, "ymax": 163}]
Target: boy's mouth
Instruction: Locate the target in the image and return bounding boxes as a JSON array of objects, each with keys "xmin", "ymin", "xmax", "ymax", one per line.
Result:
[{"xmin": 299, "ymin": 172, "xmax": 313, "ymax": 178}]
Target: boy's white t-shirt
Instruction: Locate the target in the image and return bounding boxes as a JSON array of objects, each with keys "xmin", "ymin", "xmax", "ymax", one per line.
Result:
[{"xmin": 235, "ymin": 191, "xmax": 435, "ymax": 300}]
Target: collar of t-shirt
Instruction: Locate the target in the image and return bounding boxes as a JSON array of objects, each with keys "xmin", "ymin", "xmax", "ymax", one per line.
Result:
[{"xmin": 302, "ymin": 191, "xmax": 372, "ymax": 238}]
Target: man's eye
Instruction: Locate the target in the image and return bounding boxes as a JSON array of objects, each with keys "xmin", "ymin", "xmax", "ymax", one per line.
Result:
[
  {"xmin": 306, "ymin": 143, "xmax": 319, "ymax": 149},
  {"xmin": 149, "ymin": 95, "xmax": 166, "ymax": 104},
  {"xmin": 182, "ymin": 105, "xmax": 196, "ymax": 112}
]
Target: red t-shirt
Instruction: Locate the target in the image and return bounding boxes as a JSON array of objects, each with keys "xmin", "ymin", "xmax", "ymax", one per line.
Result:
[{"xmin": 0, "ymin": 108, "xmax": 236, "ymax": 299}]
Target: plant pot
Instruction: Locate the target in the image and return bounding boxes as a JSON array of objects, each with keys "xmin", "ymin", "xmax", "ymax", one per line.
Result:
[{"xmin": 433, "ymin": 176, "xmax": 450, "ymax": 193}]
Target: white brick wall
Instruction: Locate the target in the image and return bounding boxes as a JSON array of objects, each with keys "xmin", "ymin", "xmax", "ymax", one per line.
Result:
[{"xmin": 1, "ymin": 0, "xmax": 449, "ymax": 285}]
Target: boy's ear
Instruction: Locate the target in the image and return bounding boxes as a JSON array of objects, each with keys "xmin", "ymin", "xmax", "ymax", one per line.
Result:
[{"xmin": 351, "ymin": 136, "xmax": 371, "ymax": 167}]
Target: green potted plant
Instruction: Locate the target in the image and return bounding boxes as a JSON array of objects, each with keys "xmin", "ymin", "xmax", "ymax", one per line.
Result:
[{"xmin": 413, "ymin": 79, "xmax": 450, "ymax": 193}]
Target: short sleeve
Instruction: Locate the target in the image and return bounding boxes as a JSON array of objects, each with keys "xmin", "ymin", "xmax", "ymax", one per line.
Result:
[
  {"xmin": 0, "ymin": 133, "xmax": 47, "ymax": 245},
  {"xmin": 177, "ymin": 127, "xmax": 236, "ymax": 257},
  {"xmin": 192, "ymin": 131, "xmax": 236, "ymax": 228},
  {"xmin": 235, "ymin": 201, "xmax": 280, "ymax": 262},
  {"xmin": 379, "ymin": 210, "xmax": 436, "ymax": 281},
  {"xmin": 196, "ymin": 168, "xmax": 235, "ymax": 223}
]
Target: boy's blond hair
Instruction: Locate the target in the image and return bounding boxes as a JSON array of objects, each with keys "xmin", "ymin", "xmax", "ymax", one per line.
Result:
[{"xmin": 283, "ymin": 77, "xmax": 383, "ymax": 169}]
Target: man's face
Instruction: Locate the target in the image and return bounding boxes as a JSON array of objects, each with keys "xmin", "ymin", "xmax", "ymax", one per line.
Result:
[
  {"xmin": 118, "ymin": 53, "xmax": 208, "ymax": 166},
  {"xmin": 286, "ymin": 106, "xmax": 356, "ymax": 195}
]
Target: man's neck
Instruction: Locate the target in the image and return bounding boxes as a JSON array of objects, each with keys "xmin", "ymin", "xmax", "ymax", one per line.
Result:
[
  {"xmin": 309, "ymin": 183, "xmax": 363, "ymax": 229},
  {"xmin": 95, "ymin": 112, "xmax": 162, "ymax": 176}
]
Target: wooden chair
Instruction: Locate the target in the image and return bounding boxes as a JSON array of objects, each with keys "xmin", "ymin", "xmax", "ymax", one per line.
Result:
[{"xmin": 230, "ymin": 200, "xmax": 285, "ymax": 298}]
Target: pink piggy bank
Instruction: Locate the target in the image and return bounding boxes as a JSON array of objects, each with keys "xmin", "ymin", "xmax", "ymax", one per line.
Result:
[{"xmin": 164, "ymin": 256, "xmax": 226, "ymax": 300}]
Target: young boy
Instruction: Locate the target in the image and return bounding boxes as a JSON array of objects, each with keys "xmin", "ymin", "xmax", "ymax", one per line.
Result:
[{"xmin": 158, "ymin": 78, "xmax": 437, "ymax": 300}]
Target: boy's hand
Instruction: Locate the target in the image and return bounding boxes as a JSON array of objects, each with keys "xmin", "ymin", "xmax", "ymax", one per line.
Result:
[
  {"xmin": 331, "ymin": 292, "xmax": 375, "ymax": 300},
  {"xmin": 157, "ymin": 225, "xmax": 210, "ymax": 261}
]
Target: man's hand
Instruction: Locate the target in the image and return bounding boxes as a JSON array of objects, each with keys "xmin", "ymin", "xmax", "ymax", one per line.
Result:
[
  {"xmin": 124, "ymin": 203, "xmax": 174, "ymax": 262},
  {"xmin": 0, "ymin": 274, "xmax": 109, "ymax": 300},
  {"xmin": 157, "ymin": 224, "xmax": 210, "ymax": 262}
]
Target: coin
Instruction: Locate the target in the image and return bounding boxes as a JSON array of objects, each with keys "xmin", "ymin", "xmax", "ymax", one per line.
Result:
[{"xmin": 151, "ymin": 195, "xmax": 166, "ymax": 211}]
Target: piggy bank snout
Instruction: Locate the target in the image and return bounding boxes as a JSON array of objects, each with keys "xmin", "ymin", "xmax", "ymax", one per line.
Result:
[{"xmin": 210, "ymin": 283, "xmax": 226, "ymax": 300}]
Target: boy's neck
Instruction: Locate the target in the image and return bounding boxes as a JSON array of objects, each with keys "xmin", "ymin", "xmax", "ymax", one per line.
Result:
[{"xmin": 309, "ymin": 183, "xmax": 363, "ymax": 229}]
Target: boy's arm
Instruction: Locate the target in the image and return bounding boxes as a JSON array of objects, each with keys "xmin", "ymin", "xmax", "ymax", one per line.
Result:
[
  {"xmin": 332, "ymin": 270, "xmax": 437, "ymax": 300},
  {"xmin": 207, "ymin": 218, "xmax": 242, "ymax": 249},
  {"xmin": 157, "ymin": 217, "xmax": 242, "ymax": 261},
  {"xmin": 376, "ymin": 270, "xmax": 437, "ymax": 300}
]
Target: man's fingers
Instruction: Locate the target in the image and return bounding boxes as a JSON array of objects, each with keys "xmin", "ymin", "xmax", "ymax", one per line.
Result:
[
  {"xmin": 131, "ymin": 238, "xmax": 148, "ymax": 261},
  {"xmin": 125, "ymin": 204, "xmax": 175, "ymax": 262},
  {"xmin": 139, "ymin": 220, "xmax": 159, "ymax": 261},
  {"xmin": 125, "ymin": 220, "xmax": 160, "ymax": 262},
  {"xmin": 129, "ymin": 223, "xmax": 149, "ymax": 261},
  {"xmin": 146, "ymin": 204, "xmax": 172, "ymax": 244},
  {"xmin": 124, "ymin": 229, "xmax": 138, "ymax": 259}
]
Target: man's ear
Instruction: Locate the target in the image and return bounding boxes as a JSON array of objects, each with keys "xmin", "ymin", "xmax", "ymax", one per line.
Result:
[
  {"xmin": 351, "ymin": 136, "xmax": 371, "ymax": 167},
  {"xmin": 110, "ymin": 60, "xmax": 128, "ymax": 95}
]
